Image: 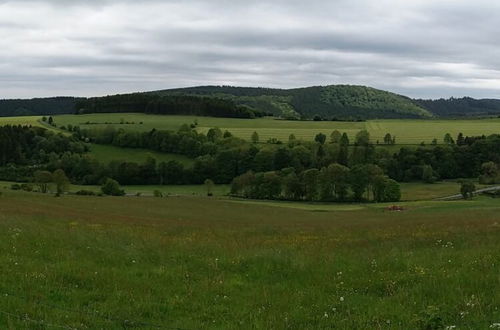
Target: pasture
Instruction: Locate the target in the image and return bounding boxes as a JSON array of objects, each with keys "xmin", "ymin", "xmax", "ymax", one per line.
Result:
[
  {"xmin": 53, "ymin": 113, "xmax": 500, "ymax": 144},
  {"xmin": 3, "ymin": 114, "xmax": 500, "ymax": 144},
  {"xmin": 0, "ymin": 189, "xmax": 499, "ymax": 328}
]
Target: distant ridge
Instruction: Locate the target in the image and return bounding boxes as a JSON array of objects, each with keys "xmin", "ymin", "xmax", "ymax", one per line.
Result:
[{"xmin": 1, "ymin": 85, "xmax": 500, "ymax": 119}]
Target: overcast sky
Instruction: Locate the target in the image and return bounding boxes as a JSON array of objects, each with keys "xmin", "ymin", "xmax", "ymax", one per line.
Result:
[{"xmin": 1, "ymin": 0, "xmax": 500, "ymax": 99}]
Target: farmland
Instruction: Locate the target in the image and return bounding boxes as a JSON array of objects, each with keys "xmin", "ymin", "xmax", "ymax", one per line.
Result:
[
  {"xmin": 0, "ymin": 188, "xmax": 499, "ymax": 328},
  {"xmin": 3, "ymin": 113, "xmax": 500, "ymax": 145},
  {"xmin": 52, "ymin": 113, "xmax": 500, "ymax": 144}
]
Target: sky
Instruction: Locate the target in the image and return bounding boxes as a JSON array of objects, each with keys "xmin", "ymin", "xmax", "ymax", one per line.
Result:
[{"xmin": 1, "ymin": 0, "xmax": 500, "ymax": 99}]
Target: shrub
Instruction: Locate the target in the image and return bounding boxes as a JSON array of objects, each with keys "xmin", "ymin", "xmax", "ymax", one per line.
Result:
[
  {"xmin": 75, "ymin": 190, "xmax": 96, "ymax": 196},
  {"xmin": 10, "ymin": 184, "xmax": 21, "ymax": 190},
  {"xmin": 101, "ymin": 178, "xmax": 125, "ymax": 196}
]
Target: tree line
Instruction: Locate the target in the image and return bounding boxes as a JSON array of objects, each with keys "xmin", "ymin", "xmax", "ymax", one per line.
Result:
[
  {"xmin": 3, "ymin": 124, "xmax": 500, "ymax": 202},
  {"xmin": 75, "ymin": 93, "xmax": 268, "ymax": 119},
  {"xmin": 231, "ymin": 164, "xmax": 401, "ymax": 202}
]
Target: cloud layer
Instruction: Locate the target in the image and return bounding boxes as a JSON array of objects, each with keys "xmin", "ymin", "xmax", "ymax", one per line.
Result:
[{"xmin": 1, "ymin": 0, "xmax": 500, "ymax": 98}]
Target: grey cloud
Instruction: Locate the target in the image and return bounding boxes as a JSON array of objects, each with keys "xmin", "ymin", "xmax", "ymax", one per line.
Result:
[{"xmin": 0, "ymin": 0, "xmax": 500, "ymax": 98}]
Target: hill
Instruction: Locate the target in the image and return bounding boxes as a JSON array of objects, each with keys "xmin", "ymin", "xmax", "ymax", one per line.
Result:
[
  {"xmin": 2, "ymin": 86, "xmax": 500, "ymax": 120},
  {"xmin": 0, "ymin": 97, "xmax": 80, "ymax": 117},
  {"xmin": 153, "ymin": 85, "xmax": 433, "ymax": 120},
  {"xmin": 415, "ymin": 97, "xmax": 500, "ymax": 117}
]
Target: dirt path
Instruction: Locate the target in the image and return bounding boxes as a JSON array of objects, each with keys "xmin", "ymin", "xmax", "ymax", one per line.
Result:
[{"xmin": 435, "ymin": 185, "xmax": 500, "ymax": 200}]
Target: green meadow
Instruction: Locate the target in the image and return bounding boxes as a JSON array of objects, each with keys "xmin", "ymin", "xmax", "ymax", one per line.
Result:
[
  {"xmin": 52, "ymin": 113, "xmax": 500, "ymax": 144},
  {"xmin": 0, "ymin": 188, "xmax": 499, "ymax": 328},
  {"xmin": 4, "ymin": 113, "xmax": 500, "ymax": 144}
]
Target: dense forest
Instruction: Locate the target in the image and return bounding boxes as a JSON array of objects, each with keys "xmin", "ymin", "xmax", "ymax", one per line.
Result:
[
  {"xmin": 154, "ymin": 85, "xmax": 432, "ymax": 120},
  {"xmin": 415, "ymin": 97, "xmax": 500, "ymax": 117},
  {"xmin": 0, "ymin": 97, "xmax": 79, "ymax": 117},
  {"xmin": 75, "ymin": 94, "xmax": 267, "ymax": 118}
]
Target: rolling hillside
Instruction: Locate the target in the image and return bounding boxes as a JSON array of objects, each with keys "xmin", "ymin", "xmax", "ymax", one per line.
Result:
[{"xmin": 153, "ymin": 85, "xmax": 433, "ymax": 119}]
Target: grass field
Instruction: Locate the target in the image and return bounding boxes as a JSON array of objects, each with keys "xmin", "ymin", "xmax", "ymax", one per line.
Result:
[
  {"xmin": 0, "ymin": 189, "xmax": 498, "ymax": 328},
  {"xmin": 0, "ymin": 181, "xmax": 229, "ymax": 197},
  {"xmin": 4, "ymin": 114, "xmax": 500, "ymax": 144},
  {"xmin": 52, "ymin": 113, "xmax": 500, "ymax": 144}
]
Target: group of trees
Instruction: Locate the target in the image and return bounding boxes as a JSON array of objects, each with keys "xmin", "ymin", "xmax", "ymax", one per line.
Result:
[
  {"xmin": 386, "ymin": 133, "xmax": 500, "ymax": 182},
  {"xmin": 75, "ymin": 93, "xmax": 266, "ymax": 119},
  {"xmin": 78, "ymin": 125, "xmax": 217, "ymax": 158},
  {"xmin": 231, "ymin": 164, "xmax": 401, "ymax": 202},
  {"xmin": 0, "ymin": 125, "xmax": 87, "ymax": 168},
  {"xmin": 0, "ymin": 97, "xmax": 78, "ymax": 117}
]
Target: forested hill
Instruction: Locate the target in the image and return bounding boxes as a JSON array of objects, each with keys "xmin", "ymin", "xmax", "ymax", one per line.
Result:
[
  {"xmin": 153, "ymin": 85, "xmax": 433, "ymax": 120},
  {"xmin": 2, "ymin": 86, "xmax": 500, "ymax": 119},
  {"xmin": 0, "ymin": 97, "xmax": 80, "ymax": 117},
  {"xmin": 415, "ymin": 97, "xmax": 500, "ymax": 117}
]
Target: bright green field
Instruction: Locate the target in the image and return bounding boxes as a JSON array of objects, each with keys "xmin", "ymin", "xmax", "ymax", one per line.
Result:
[
  {"xmin": 52, "ymin": 113, "xmax": 500, "ymax": 144},
  {"xmin": 0, "ymin": 189, "xmax": 499, "ymax": 328},
  {"xmin": 4, "ymin": 114, "xmax": 500, "ymax": 144}
]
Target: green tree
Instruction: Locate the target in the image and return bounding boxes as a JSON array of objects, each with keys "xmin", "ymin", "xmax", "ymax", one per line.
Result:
[
  {"xmin": 383, "ymin": 133, "xmax": 392, "ymax": 145},
  {"xmin": 444, "ymin": 133, "xmax": 454, "ymax": 145},
  {"xmin": 101, "ymin": 178, "xmax": 125, "ymax": 196},
  {"xmin": 206, "ymin": 127, "xmax": 223, "ymax": 142},
  {"xmin": 460, "ymin": 180, "xmax": 475, "ymax": 199},
  {"xmin": 349, "ymin": 165, "xmax": 371, "ymax": 201},
  {"xmin": 314, "ymin": 133, "xmax": 326, "ymax": 145},
  {"xmin": 33, "ymin": 170, "xmax": 52, "ymax": 193},
  {"xmin": 318, "ymin": 163, "xmax": 349, "ymax": 201},
  {"xmin": 355, "ymin": 130, "xmax": 370, "ymax": 146},
  {"xmin": 479, "ymin": 161, "xmax": 499, "ymax": 184},
  {"xmin": 204, "ymin": 179, "xmax": 215, "ymax": 196},
  {"xmin": 282, "ymin": 172, "xmax": 303, "ymax": 200},
  {"xmin": 421, "ymin": 165, "xmax": 437, "ymax": 183},
  {"xmin": 329, "ymin": 163, "xmax": 350, "ymax": 200},
  {"xmin": 52, "ymin": 169, "xmax": 69, "ymax": 196},
  {"xmin": 302, "ymin": 168, "xmax": 319, "ymax": 201},
  {"xmin": 338, "ymin": 133, "xmax": 350, "ymax": 166},
  {"xmin": 330, "ymin": 130, "xmax": 342, "ymax": 144},
  {"xmin": 251, "ymin": 131, "xmax": 259, "ymax": 144}
]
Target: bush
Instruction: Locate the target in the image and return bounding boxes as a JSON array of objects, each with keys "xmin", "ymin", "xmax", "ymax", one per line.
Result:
[
  {"xmin": 10, "ymin": 184, "xmax": 21, "ymax": 190},
  {"xmin": 153, "ymin": 190, "xmax": 163, "ymax": 197},
  {"xmin": 20, "ymin": 183, "xmax": 33, "ymax": 192},
  {"xmin": 101, "ymin": 178, "xmax": 125, "ymax": 196},
  {"xmin": 75, "ymin": 190, "xmax": 96, "ymax": 196}
]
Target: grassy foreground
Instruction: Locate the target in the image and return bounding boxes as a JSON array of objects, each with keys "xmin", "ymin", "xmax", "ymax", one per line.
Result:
[{"xmin": 0, "ymin": 189, "xmax": 499, "ymax": 328}]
